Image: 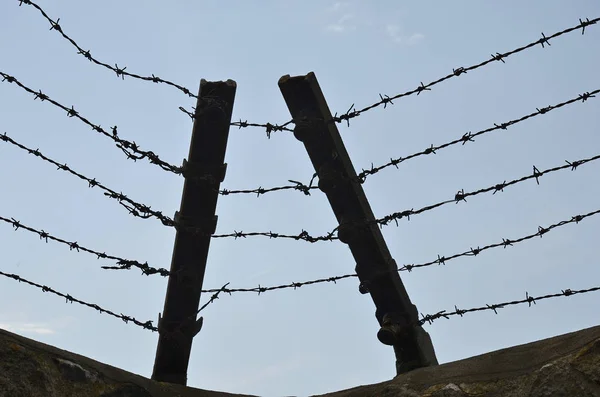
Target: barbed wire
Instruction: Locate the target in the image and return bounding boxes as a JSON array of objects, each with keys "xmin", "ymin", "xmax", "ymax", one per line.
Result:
[
  {"xmin": 418, "ymin": 285, "xmax": 600, "ymax": 326},
  {"xmin": 398, "ymin": 209, "xmax": 600, "ymax": 272},
  {"xmin": 16, "ymin": 0, "xmax": 296, "ymax": 134},
  {"xmin": 325, "ymin": 17, "xmax": 599, "ymax": 128},
  {"xmin": 14, "ymin": 0, "xmax": 599, "ymax": 138},
  {"xmin": 0, "ymin": 212, "xmax": 338, "ymax": 283},
  {"xmin": 220, "ymin": 175, "xmax": 319, "ymax": 197},
  {"xmin": 0, "ymin": 214, "xmax": 170, "ymax": 276},
  {"xmin": 215, "ymin": 89, "xmax": 598, "ymax": 198},
  {"xmin": 274, "ymin": 150, "xmax": 600, "ymax": 243},
  {"xmin": 98, "ymin": 150, "xmax": 600, "ymax": 248},
  {"xmin": 0, "ymin": 70, "xmax": 319, "ymax": 200},
  {"xmin": 0, "ymin": 132, "xmax": 333, "ymax": 246},
  {"xmin": 200, "ymin": 208, "xmax": 600, "ymax": 294},
  {"xmin": 0, "ymin": 71, "xmax": 183, "ymax": 174},
  {"xmin": 229, "ymin": 119, "xmax": 295, "ymax": 137},
  {"xmin": 193, "ymin": 16, "xmax": 600, "ymax": 137},
  {"xmin": 0, "ymin": 269, "xmax": 229, "ymax": 332},
  {"xmin": 179, "ymin": 106, "xmax": 295, "ymax": 135},
  {"xmin": 11, "ymin": 1, "xmax": 598, "ymax": 198},
  {"xmin": 0, "ymin": 268, "xmax": 157, "ymax": 331},
  {"xmin": 356, "ymin": 90, "xmax": 599, "ymax": 183},
  {"xmin": 17, "ymin": 0, "xmax": 198, "ymax": 99},
  {"xmin": 2, "ymin": 117, "xmax": 598, "ymax": 254},
  {"xmin": 0, "ymin": 132, "xmax": 180, "ymax": 225},
  {"xmin": 370, "ymin": 152, "xmax": 600, "ymax": 230},
  {"xmin": 212, "ymin": 229, "xmax": 337, "ymax": 242}
]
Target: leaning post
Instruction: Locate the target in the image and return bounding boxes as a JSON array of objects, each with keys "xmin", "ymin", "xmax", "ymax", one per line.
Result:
[
  {"xmin": 278, "ymin": 72, "xmax": 437, "ymax": 374},
  {"xmin": 152, "ymin": 79, "xmax": 236, "ymax": 385}
]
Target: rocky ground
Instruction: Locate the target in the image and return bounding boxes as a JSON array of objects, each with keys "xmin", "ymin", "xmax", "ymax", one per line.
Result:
[{"xmin": 1, "ymin": 325, "xmax": 599, "ymax": 396}]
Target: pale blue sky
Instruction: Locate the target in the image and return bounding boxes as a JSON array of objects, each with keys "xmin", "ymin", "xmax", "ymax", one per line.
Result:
[{"xmin": 1, "ymin": 1, "xmax": 599, "ymax": 396}]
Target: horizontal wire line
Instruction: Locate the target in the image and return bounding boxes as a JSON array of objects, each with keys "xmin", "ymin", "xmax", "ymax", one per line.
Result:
[{"xmin": 201, "ymin": 208, "xmax": 600, "ymax": 294}]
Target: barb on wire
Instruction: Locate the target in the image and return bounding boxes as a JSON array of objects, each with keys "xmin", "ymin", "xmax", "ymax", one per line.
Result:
[
  {"xmin": 0, "ymin": 268, "xmax": 157, "ymax": 331},
  {"xmin": 220, "ymin": 173, "xmax": 319, "ymax": 197},
  {"xmin": 18, "ymin": 0, "xmax": 197, "ymax": 99},
  {"xmin": 418, "ymin": 285, "xmax": 600, "ymax": 326},
  {"xmin": 156, "ymin": 282, "xmax": 230, "ymax": 341},
  {"xmin": 229, "ymin": 119, "xmax": 295, "ymax": 138},
  {"xmin": 196, "ymin": 282, "xmax": 230, "ymax": 315},
  {"xmin": 328, "ymin": 17, "xmax": 599, "ymax": 127},
  {"xmin": 0, "ymin": 71, "xmax": 183, "ymax": 174},
  {"xmin": 357, "ymin": 89, "xmax": 599, "ymax": 183},
  {"xmin": 0, "ymin": 214, "xmax": 170, "ymax": 277},
  {"xmin": 202, "ymin": 274, "xmax": 359, "ymax": 295},
  {"xmin": 212, "ymin": 229, "xmax": 338, "ymax": 242},
  {"xmin": 200, "ymin": 207, "xmax": 600, "ymax": 294},
  {"xmin": 180, "ymin": 108, "xmax": 296, "ymax": 136},
  {"xmin": 0, "ymin": 132, "xmax": 179, "ymax": 226}
]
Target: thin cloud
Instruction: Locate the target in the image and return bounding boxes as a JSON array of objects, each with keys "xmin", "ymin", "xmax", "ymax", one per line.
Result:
[
  {"xmin": 326, "ymin": 13, "xmax": 356, "ymax": 33},
  {"xmin": 0, "ymin": 322, "xmax": 55, "ymax": 335},
  {"xmin": 407, "ymin": 32, "xmax": 425, "ymax": 45},
  {"xmin": 324, "ymin": 1, "xmax": 356, "ymax": 33},
  {"xmin": 327, "ymin": 1, "xmax": 350, "ymax": 12},
  {"xmin": 386, "ymin": 24, "xmax": 424, "ymax": 45}
]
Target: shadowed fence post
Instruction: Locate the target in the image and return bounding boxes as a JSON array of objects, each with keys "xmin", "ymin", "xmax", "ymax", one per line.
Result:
[
  {"xmin": 152, "ymin": 79, "xmax": 236, "ymax": 385},
  {"xmin": 278, "ymin": 72, "xmax": 438, "ymax": 374}
]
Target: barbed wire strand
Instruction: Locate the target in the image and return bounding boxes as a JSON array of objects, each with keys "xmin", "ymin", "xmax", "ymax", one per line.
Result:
[
  {"xmin": 220, "ymin": 173, "xmax": 319, "ymax": 197},
  {"xmin": 10, "ymin": 2, "xmax": 598, "ymax": 195},
  {"xmin": 0, "ymin": 214, "xmax": 171, "ymax": 277},
  {"xmin": 326, "ymin": 18, "xmax": 599, "ymax": 128},
  {"xmin": 356, "ymin": 90, "xmax": 598, "ymax": 183},
  {"xmin": 2, "ymin": 139, "xmax": 597, "ymax": 259},
  {"xmin": 16, "ymin": 0, "xmax": 293, "ymax": 133},
  {"xmin": 0, "ymin": 268, "xmax": 157, "ymax": 331},
  {"xmin": 0, "ymin": 269, "xmax": 229, "ymax": 332},
  {"xmin": 418, "ymin": 285, "xmax": 600, "ymax": 326},
  {"xmin": 0, "ymin": 210, "xmax": 335, "ymax": 281},
  {"xmin": 0, "ymin": 132, "xmax": 180, "ymax": 226},
  {"xmin": 15, "ymin": 1, "xmax": 598, "ymax": 137},
  {"xmin": 0, "ymin": 71, "xmax": 182, "ymax": 175},
  {"xmin": 186, "ymin": 17, "xmax": 599, "ymax": 136},
  {"xmin": 0, "ymin": 132, "xmax": 263, "ymax": 241},
  {"xmin": 91, "ymin": 150, "xmax": 600, "ymax": 247},
  {"xmin": 200, "ymin": 208, "xmax": 600, "ymax": 294},
  {"xmin": 370, "ymin": 152, "xmax": 600, "ymax": 230},
  {"xmin": 17, "ymin": 0, "xmax": 198, "ymax": 99},
  {"xmin": 216, "ymin": 89, "xmax": 598, "ymax": 198},
  {"xmin": 2, "ymin": 150, "xmax": 595, "ymax": 288},
  {"xmin": 256, "ymin": 150, "xmax": 600, "ymax": 243}
]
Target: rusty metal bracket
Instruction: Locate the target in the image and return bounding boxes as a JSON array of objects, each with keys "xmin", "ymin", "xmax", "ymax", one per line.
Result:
[
  {"xmin": 173, "ymin": 211, "xmax": 218, "ymax": 235},
  {"xmin": 356, "ymin": 261, "xmax": 400, "ymax": 295},
  {"xmin": 180, "ymin": 159, "xmax": 227, "ymax": 184}
]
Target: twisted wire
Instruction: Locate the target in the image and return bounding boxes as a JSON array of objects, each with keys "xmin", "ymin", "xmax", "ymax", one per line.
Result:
[
  {"xmin": 201, "ymin": 208, "xmax": 600, "ymax": 294},
  {"xmin": 0, "ymin": 71, "xmax": 183, "ymax": 174}
]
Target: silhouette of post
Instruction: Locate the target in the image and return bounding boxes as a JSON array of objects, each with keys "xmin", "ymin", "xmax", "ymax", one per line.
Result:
[
  {"xmin": 278, "ymin": 72, "xmax": 437, "ymax": 374},
  {"xmin": 152, "ymin": 79, "xmax": 236, "ymax": 385}
]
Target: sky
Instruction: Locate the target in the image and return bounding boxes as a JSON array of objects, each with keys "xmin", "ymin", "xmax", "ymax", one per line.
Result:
[{"xmin": 0, "ymin": 1, "xmax": 599, "ymax": 396}]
